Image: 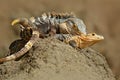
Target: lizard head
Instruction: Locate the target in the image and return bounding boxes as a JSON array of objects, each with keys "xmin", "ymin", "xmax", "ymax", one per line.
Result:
[{"xmin": 79, "ymin": 33, "xmax": 104, "ymax": 48}]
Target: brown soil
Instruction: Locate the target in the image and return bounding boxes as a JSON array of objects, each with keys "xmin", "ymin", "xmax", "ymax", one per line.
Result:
[{"xmin": 0, "ymin": 38, "xmax": 115, "ymax": 80}]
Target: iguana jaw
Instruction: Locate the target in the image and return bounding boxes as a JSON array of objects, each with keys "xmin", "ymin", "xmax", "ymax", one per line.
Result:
[
  {"xmin": 81, "ymin": 33, "xmax": 104, "ymax": 41},
  {"xmin": 79, "ymin": 33, "xmax": 104, "ymax": 48}
]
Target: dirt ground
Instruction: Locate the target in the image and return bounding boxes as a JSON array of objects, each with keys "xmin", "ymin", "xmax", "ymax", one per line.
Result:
[
  {"xmin": 0, "ymin": 0, "xmax": 120, "ymax": 77},
  {"xmin": 0, "ymin": 38, "xmax": 115, "ymax": 80}
]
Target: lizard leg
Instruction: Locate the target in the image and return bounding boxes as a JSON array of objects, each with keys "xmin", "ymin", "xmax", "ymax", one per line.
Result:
[
  {"xmin": 54, "ymin": 34, "xmax": 66, "ymax": 41},
  {"xmin": 68, "ymin": 40, "xmax": 77, "ymax": 48},
  {"xmin": 54, "ymin": 34, "xmax": 78, "ymax": 48}
]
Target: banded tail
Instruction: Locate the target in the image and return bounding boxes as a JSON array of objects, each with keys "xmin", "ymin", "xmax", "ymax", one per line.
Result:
[{"xmin": 0, "ymin": 30, "xmax": 39, "ymax": 63}]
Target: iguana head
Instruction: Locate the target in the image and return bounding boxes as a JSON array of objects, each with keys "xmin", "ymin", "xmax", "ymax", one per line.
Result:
[{"xmin": 79, "ymin": 33, "xmax": 104, "ymax": 48}]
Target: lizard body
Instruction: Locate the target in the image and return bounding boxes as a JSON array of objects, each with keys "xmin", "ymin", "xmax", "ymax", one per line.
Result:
[{"xmin": 12, "ymin": 12, "xmax": 86, "ymax": 38}]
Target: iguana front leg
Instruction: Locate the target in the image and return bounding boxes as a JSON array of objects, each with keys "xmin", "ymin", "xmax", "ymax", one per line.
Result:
[{"xmin": 54, "ymin": 34, "xmax": 79, "ymax": 48}]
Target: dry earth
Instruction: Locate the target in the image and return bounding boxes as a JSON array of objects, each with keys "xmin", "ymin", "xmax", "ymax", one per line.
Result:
[{"xmin": 0, "ymin": 38, "xmax": 115, "ymax": 80}]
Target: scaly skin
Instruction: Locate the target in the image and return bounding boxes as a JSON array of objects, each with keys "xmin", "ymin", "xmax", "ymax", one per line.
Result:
[
  {"xmin": 11, "ymin": 12, "xmax": 87, "ymax": 38},
  {"xmin": 0, "ymin": 29, "xmax": 39, "ymax": 63}
]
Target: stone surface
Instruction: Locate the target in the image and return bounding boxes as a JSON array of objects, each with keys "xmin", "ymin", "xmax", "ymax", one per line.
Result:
[{"xmin": 0, "ymin": 38, "xmax": 115, "ymax": 80}]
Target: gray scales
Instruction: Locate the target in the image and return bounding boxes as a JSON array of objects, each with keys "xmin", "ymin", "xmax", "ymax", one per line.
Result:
[{"xmin": 30, "ymin": 12, "xmax": 87, "ymax": 36}]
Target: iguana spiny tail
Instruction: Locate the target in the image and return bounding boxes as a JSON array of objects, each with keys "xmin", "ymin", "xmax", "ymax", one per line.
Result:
[
  {"xmin": 55, "ymin": 33, "xmax": 104, "ymax": 49},
  {"xmin": 0, "ymin": 28, "xmax": 39, "ymax": 63}
]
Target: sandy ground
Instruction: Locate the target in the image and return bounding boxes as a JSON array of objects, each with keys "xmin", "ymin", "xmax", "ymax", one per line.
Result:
[
  {"xmin": 0, "ymin": 0, "xmax": 119, "ymax": 77},
  {"xmin": 0, "ymin": 38, "xmax": 115, "ymax": 80}
]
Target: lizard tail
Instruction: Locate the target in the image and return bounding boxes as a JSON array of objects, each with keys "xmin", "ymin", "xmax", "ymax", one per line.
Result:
[{"xmin": 0, "ymin": 30, "xmax": 39, "ymax": 63}]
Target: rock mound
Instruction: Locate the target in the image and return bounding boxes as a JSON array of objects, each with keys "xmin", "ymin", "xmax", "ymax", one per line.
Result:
[{"xmin": 0, "ymin": 38, "xmax": 115, "ymax": 80}]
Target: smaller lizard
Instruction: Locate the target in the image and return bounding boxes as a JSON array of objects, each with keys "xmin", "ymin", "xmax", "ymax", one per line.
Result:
[{"xmin": 55, "ymin": 33, "xmax": 104, "ymax": 49}]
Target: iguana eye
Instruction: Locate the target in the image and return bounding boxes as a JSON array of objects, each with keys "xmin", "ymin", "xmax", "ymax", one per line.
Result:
[{"xmin": 92, "ymin": 33, "xmax": 95, "ymax": 36}]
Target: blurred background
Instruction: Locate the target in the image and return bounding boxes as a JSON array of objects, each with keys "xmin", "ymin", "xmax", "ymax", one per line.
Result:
[{"xmin": 0, "ymin": 0, "xmax": 119, "ymax": 77}]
